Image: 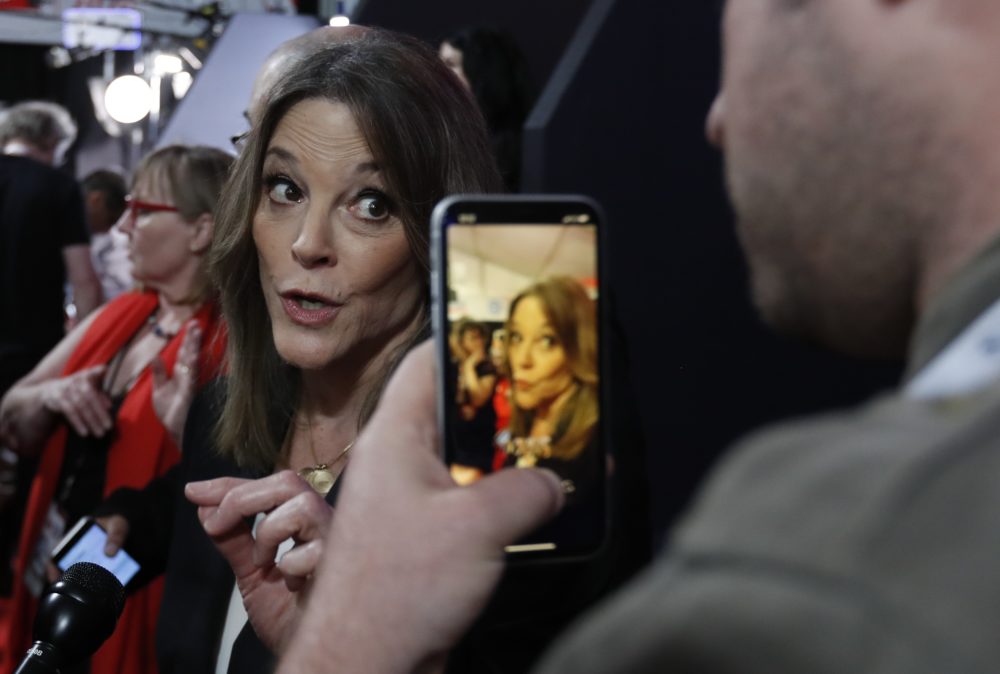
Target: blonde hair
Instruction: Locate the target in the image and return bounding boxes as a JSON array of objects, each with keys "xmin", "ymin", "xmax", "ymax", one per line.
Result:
[{"xmin": 132, "ymin": 145, "xmax": 233, "ymax": 306}]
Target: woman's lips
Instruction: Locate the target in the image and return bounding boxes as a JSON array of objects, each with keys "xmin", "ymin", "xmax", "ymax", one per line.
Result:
[
  {"xmin": 279, "ymin": 293, "xmax": 342, "ymax": 327},
  {"xmin": 514, "ymin": 379, "xmax": 536, "ymax": 392}
]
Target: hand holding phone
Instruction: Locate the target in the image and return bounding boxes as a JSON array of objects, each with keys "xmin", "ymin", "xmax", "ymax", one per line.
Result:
[{"xmin": 51, "ymin": 516, "xmax": 141, "ymax": 587}]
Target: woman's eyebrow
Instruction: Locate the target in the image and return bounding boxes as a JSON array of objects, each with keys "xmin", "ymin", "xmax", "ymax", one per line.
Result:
[
  {"xmin": 264, "ymin": 145, "xmax": 297, "ymax": 165},
  {"xmin": 353, "ymin": 161, "xmax": 380, "ymax": 175}
]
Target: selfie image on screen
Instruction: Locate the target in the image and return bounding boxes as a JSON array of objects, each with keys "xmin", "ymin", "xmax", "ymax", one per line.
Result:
[{"xmin": 445, "ymin": 223, "xmax": 602, "ymax": 553}]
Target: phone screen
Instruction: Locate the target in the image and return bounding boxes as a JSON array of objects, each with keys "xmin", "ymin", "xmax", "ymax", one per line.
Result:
[
  {"xmin": 431, "ymin": 195, "xmax": 607, "ymax": 559},
  {"xmin": 52, "ymin": 517, "xmax": 140, "ymax": 587}
]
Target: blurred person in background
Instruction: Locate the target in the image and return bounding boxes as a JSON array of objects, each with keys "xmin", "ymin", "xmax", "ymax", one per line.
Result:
[
  {"xmin": 0, "ymin": 101, "xmax": 100, "ymax": 396},
  {"xmin": 440, "ymin": 27, "xmax": 534, "ymax": 191},
  {"xmin": 0, "ymin": 100, "xmax": 101, "ymax": 603},
  {"xmin": 448, "ymin": 318, "xmax": 498, "ymax": 484},
  {"xmin": 0, "ymin": 144, "xmax": 230, "ymax": 674},
  {"xmin": 81, "ymin": 169, "xmax": 133, "ymax": 303}
]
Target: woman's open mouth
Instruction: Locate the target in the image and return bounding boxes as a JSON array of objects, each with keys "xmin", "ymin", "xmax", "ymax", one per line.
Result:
[{"xmin": 279, "ymin": 291, "xmax": 342, "ymax": 327}]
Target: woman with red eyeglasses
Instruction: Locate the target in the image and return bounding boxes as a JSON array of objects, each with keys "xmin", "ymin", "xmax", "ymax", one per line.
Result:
[{"xmin": 0, "ymin": 145, "xmax": 231, "ymax": 674}]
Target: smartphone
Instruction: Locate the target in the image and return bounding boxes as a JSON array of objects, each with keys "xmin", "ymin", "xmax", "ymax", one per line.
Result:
[
  {"xmin": 431, "ymin": 194, "xmax": 609, "ymax": 560},
  {"xmin": 51, "ymin": 517, "xmax": 141, "ymax": 587}
]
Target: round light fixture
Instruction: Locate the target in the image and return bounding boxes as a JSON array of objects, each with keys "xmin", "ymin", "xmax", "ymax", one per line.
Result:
[{"xmin": 104, "ymin": 75, "xmax": 152, "ymax": 124}]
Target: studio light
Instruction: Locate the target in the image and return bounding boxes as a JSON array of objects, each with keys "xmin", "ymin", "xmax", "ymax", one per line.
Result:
[
  {"xmin": 328, "ymin": 0, "xmax": 349, "ymax": 26},
  {"xmin": 104, "ymin": 75, "xmax": 152, "ymax": 124},
  {"xmin": 154, "ymin": 53, "xmax": 183, "ymax": 75}
]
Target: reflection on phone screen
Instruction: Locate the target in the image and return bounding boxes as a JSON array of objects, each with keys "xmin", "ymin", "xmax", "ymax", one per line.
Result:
[{"xmin": 443, "ymin": 222, "xmax": 603, "ymax": 555}]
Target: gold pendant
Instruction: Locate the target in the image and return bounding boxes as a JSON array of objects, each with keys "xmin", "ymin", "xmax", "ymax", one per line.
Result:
[{"xmin": 298, "ymin": 464, "xmax": 336, "ymax": 495}]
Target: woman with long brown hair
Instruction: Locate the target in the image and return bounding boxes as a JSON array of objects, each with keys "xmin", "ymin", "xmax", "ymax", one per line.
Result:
[
  {"xmin": 105, "ymin": 27, "xmax": 502, "ymax": 673},
  {"xmin": 504, "ymin": 276, "xmax": 599, "ymax": 498}
]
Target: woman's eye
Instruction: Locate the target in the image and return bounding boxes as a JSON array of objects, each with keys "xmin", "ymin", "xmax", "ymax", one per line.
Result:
[
  {"xmin": 265, "ymin": 176, "xmax": 303, "ymax": 205},
  {"xmin": 540, "ymin": 335, "xmax": 558, "ymax": 349},
  {"xmin": 508, "ymin": 332, "xmax": 522, "ymax": 345},
  {"xmin": 352, "ymin": 192, "xmax": 391, "ymax": 221}
]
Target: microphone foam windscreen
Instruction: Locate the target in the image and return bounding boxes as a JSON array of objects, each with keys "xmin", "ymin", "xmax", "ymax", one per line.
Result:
[{"xmin": 62, "ymin": 562, "xmax": 126, "ymax": 618}]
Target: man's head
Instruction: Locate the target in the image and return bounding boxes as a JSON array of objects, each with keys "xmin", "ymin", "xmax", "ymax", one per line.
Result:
[
  {"xmin": 0, "ymin": 101, "xmax": 77, "ymax": 166},
  {"xmin": 707, "ymin": 0, "xmax": 1000, "ymax": 359},
  {"xmin": 81, "ymin": 169, "xmax": 127, "ymax": 235},
  {"xmin": 246, "ymin": 25, "xmax": 370, "ymax": 127}
]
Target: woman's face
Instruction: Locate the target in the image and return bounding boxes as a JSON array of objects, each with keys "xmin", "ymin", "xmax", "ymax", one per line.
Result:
[
  {"xmin": 508, "ymin": 296, "xmax": 574, "ymax": 411},
  {"xmin": 118, "ymin": 174, "xmax": 200, "ymax": 287},
  {"xmin": 253, "ymin": 98, "xmax": 424, "ymax": 372},
  {"xmin": 439, "ymin": 41, "xmax": 470, "ymax": 90},
  {"xmin": 460, "ymin": 328, "xmax": 485, "ymax": 358}
]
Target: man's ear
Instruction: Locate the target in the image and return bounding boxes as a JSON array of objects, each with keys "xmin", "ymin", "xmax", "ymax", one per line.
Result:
[{"xmin": 189, "ymin": 213, "xmax": 214, "ymax": 254}]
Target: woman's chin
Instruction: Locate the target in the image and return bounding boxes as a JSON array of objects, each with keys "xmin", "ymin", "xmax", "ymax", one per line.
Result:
[
  {"xmin": 514, "ymin": 394, "xmax": 539, "ymax": 411},
  {"xmin": 273, "ymin": 335, "xmax": 341, "ymax": 372}
]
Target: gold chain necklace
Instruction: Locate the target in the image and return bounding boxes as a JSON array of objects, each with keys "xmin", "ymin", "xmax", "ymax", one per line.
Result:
[{"xmin": 296, "ymin": 417, "xmax": 353, "ymax": 495}]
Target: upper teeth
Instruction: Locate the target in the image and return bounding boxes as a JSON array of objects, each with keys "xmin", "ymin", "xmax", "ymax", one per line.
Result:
[{"xmin": 300, "ymin": 299, "xmax": 326, "ymax": 310}]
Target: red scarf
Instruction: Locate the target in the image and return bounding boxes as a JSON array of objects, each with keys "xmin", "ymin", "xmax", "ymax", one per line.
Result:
[{"xmin": 0, "ymin": 291, "xmax": 226, "ymax": 674}]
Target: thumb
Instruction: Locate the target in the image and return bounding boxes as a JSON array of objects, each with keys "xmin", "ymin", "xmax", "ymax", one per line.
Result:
[
  {"xmin": 99, "ymin": 515, "xmax": 129, "ymax": 556},
  {"xmin": 83, "ymin": 364, "xmax": 107, "ymax": 383},
  {"xmin": 462, "ymin": 467, "xmax": 565, "ymax": 548}
]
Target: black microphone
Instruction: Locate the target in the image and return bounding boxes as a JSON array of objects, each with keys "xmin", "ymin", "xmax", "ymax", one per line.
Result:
[{"xmin": 15, "ymin": 562, "xmax": 126, "ymax": 674}]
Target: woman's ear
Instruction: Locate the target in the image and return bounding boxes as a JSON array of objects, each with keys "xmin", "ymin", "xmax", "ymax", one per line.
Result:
[{"xmin": 189, "ymin": 213, "xmax": 215, "ymax": 254}]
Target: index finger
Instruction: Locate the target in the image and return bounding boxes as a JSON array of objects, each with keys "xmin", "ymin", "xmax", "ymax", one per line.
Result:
[
  {"xmin": 185, "ymin": 476, "xmax": 253, "ymax": 506},
  {"xmin": 189, "ymin": 471, "xmax": 315, "ymax": 536}
]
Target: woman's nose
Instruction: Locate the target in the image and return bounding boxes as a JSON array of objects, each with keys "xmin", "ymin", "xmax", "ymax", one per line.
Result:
[
  {"xmin": 291, "ymin": 209, "xmax": 337, "ymax": 268},
  {"xmin": 513, "ymin": 348, "xmax": 532, "ymax": 369},
  {"xmin": 115, "ymin": 208, "xmax": 133, "ymax": 235}
]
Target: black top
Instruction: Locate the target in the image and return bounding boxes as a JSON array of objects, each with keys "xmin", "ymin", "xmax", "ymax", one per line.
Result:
[
  {"xmin": 502, "ymin": 431, "xmax": 604, "ymax": 555},
  {"xmin": 0, "ymin": 154, "xmax": 88, "ymax": 393}
]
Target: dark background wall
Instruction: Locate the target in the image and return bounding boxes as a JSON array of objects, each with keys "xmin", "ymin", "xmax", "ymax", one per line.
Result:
[{"xmin": 354, "ymin": 0, "xmax": 591, "ymax": 97}]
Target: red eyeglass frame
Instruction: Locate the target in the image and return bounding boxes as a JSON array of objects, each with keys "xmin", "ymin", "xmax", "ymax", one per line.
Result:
[{"xmin": 125, "ymin": 195, "xmax": 180, "ymax": 218}]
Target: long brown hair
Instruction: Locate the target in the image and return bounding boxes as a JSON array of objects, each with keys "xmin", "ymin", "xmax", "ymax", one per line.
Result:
[
  {"xmin": 507, "ymin": 277, "xmax": 598, "ymax": 461},
  {"xmin": 211, "ymin": 28, "xmax": 503, "ymax": 471}
]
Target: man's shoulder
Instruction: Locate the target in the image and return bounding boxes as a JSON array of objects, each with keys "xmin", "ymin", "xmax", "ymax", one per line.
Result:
[
  {"xmin": 677, "ymin": 386, "xmax": 1000, "ymax": 560},
  {"xmin": 660, "ymin": 383, "xmax": 1000, "ymax": 669}
]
